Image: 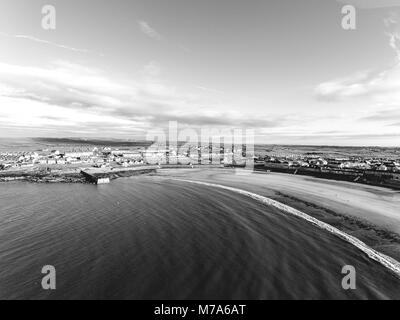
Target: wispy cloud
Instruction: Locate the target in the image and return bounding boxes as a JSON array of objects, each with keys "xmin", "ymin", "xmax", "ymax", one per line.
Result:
[
  {"xmin": 315, "ymin": 13, "xmax": 400, "ymax": 105},
  {"xmin": 195, "ymin": 86, "xmax": 224, "ymax": 95},
  {"xmin": 137, "ymin": 20, "xmax": 163, "ymax": 40},
  {"xmin": 315, "ymin": 69, "xmax": 383, "ymax": 101},
  {"xmin": 0, "ymin": 60, "xmax": 396, "ymax": 144},
  {"xmin": 384, "ymin": 13, "xmax": 400, "ymax": 61},
  {"xmin": 0, "ymin": 60, "xmax": 283, "ymax": 137},
  {"xmin": 0, "ymin": 32, "xmax": 104, "ymax": 57},
  {"xmin": 137, "ymin": 21, "xmax": 191, "ymax": 54},
  {"xmin": 360, "ymin": 108, "xmax": 400, "ymax": 121}
]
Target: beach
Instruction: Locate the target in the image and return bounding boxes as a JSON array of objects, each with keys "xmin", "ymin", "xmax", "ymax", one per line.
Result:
[
  {"xmin": 1, "ymin": 169, "xmax": 400, "ymax": 299},
  {"xmin": 156, "ymin": 168, "xmax": 400, "ymax": 263}
]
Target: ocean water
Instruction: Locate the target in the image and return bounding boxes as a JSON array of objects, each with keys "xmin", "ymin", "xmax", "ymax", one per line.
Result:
[{"xmin": 0, "ymin": 174, "xmax": 399, "ymax": 299}]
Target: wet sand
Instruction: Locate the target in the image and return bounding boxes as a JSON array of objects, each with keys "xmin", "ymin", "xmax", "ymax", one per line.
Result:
[{"xmin": 156, "ymin": 168, "xmax": 400, "ymax": 262}]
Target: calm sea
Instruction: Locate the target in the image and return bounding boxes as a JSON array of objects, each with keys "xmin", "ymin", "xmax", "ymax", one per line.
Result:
[{"xmin": 0, "ymin": 175, "xmax": 399, "ymax": 299}]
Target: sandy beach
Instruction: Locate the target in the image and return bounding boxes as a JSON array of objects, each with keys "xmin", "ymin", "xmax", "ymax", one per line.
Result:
[{"xmin": 156, "ymin": 168, "xmax": 400, "ymax": 262}]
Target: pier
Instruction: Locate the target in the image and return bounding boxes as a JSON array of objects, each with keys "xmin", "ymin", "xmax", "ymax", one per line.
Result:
[
  {"xmin": 81, "ymin": 170, "xmax": 110, "ymax": 184},
  {"xmin": 80, "ymin": 166, "xmax": 159, "ymax": 184}
]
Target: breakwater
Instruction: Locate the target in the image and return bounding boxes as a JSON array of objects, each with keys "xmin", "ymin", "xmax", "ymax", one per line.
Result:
[
  {"xmin": 0, "ymin": 167, "xmax": 158, "ymax": 184},
  {"xmin": 81, "ymin": 167, "xmax": 158, "ymax": 184}
]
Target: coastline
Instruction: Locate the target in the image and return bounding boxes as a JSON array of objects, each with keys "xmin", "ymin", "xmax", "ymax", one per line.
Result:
[
  {"xmin": 173, "ymin": 178, "xmax": 400, "ymax": 278},
  {"xmin": 2, "ymin": 165, "xmax": 400, "ymax": 266},
  {"xmin": 0, "ymin": 172, "xmax": 87, "ymax": 183},
  {"xmin": 273, "ymin": 190, "xmax": 400, "ymax": 263},
  {"xmin": 0, "ymin": 164, "xmax": 223, "ymax": 184},
  {"xmin": 255, "ymin": 165, "xmax": 400, "ymax": 191},
  {"xmin": 155, "ymin": 168, "xmax": 400, "ymax": 264},
  {"xmin": 0, "ymin": 167, "xmax": 159, "ymax": 183},
  {"xmin": 2, "ymin": 171, "xmax": 399, "ymax": 299},
  {"xmin": 2, "ymin": 163, "xmax": 400, "ymax": 190}
]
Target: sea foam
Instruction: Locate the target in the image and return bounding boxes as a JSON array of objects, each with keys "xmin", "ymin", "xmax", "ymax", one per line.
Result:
[{"xmin": 173, "ymin": 178, "xmax": 400, "ymax": 278}]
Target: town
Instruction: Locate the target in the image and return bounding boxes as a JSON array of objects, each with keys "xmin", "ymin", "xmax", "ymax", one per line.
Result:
[
  {"xmin": 0, "ymin": 141, "xmax": 250, "ymax": 184},
  {"xmin": 259, "ymin": 148, "xmax": 400, "ymax": 189},
  {"xmin": 0, "ymin": 143, "xmax": 250, "ymax": 170},
  {"xmin": 1, "ymin": 141, "xmax": 400, "ymax": 189}
]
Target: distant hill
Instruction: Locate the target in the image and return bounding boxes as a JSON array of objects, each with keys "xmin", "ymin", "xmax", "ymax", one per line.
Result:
[{"xmin": 32, "ymin": 138, "xmax": 154, "ymax": 148}]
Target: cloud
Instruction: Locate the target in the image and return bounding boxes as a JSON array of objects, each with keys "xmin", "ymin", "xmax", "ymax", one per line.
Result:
[
  {"xmin": 336, "ymin": 0, "xmax": 400, "ymax": 9},
  {"xmin": 137, "ymin": 21, "xmax": 191, "ymax": 53},
  {"xmin": 315, "ymin": 13, "xmax": 400, "ymax": 104},
  {"xmin": 313, "ymin": 10, "xmax": 400, "ymax": 145},
  {"xmin": 195, "ymin": 86, "xmax": 224, "ymax": 95},
  {"xmin": 0, "ymin": 32, "xmax": 104, "ymax": 57},
  {"xmin": 384, "ymin": 13, "xmax": 400, "ymax": 61},
  {"xmin": 0, "ymin": 60, "xmax": 283, "ymax": 137},
  {"xmin": 360, "ymin": 108, "xmax": 400, "ymax": 121},
  {"xmin": 137, "ymin": 20, "xmax": 163, "ymax": 40},
  {"xmin": 314, "ymin": 68, "xmax": 397, "ymax": 101}
]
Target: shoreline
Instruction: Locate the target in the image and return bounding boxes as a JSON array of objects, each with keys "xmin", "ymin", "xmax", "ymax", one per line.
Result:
[
  {"xmin": 0, "ymin": 164, "xmax": 223, "ymax": 184},
  {"xmin": 173, "ymin": 178, "xmax": 400, "ymax": 278},
  {"xmin": 3, "ymin": 163, "xmax": 400, "ymax": 192},
  {"xmin": 0, "ymin": 172, "xmax": 87, "ymax": 183},
  {"xmin": 2, "ymin": 166, "xmax": 400, "ymax": 265},
  {"xmin": 155, "ymin": 168, "xmax": 400, "ymax": 265},
  {"xmin": 0, "ymin": 167, "xmax": 159, "ymax": 184},
  {"xmin": 272, "ymin": 190, "xmax": 400, "ymax": 263},
  {"xmin": 255, "ymin": 165, "xmax": 400, "ymax": 191}
]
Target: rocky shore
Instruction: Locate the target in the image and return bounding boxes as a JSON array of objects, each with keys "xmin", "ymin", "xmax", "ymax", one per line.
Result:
[{"xmin": 0, "ymin": 172, "xmax": 87, "ymax": 183}]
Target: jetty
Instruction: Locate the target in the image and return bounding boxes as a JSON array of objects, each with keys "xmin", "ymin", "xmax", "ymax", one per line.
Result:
[
  {"xmin": 81, "ymin": 170, "xmax": 110, "ymax": 184},
  {"xmin": 80, "ymin": 166, "xmax": 159, "ymax": 184}
]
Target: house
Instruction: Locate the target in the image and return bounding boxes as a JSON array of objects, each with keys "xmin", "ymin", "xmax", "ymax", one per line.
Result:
[
  {"xmin": 377, "ymin": 164, "xmax": 388, "ymax": 171},
  {"xmin": 64, "ymin": 152, "xmax": 93, "ymax": 159}
]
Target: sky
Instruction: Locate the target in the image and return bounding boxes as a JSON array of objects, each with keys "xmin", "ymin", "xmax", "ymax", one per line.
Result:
[{"xmin": 0, "ymin": 0, "xmax": 400, "ymax": 146}]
